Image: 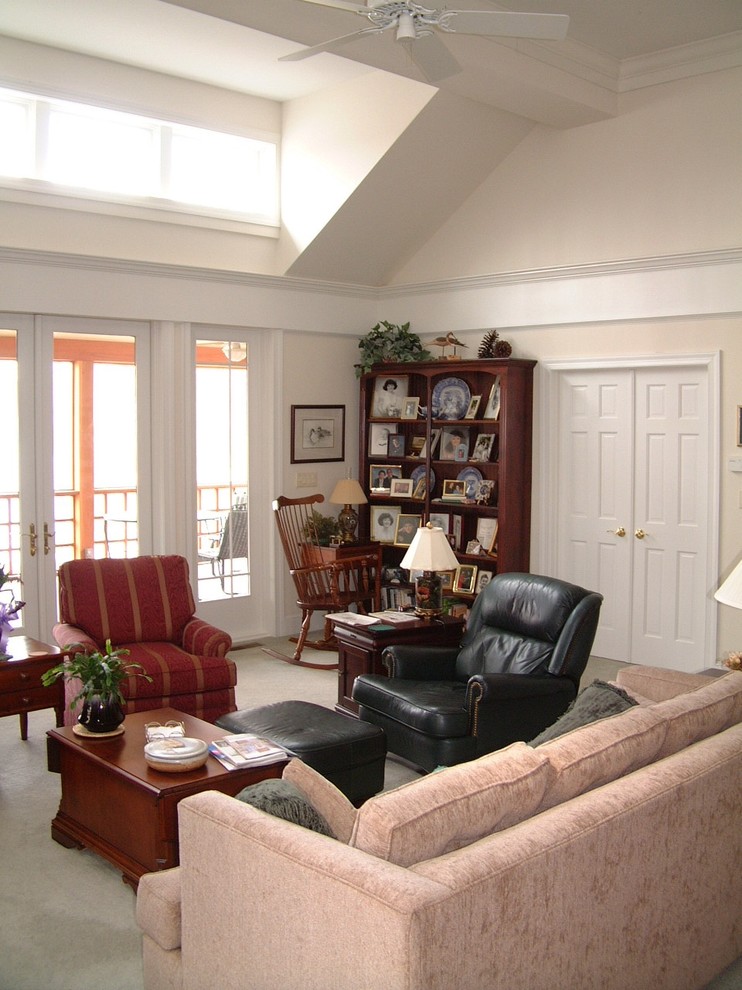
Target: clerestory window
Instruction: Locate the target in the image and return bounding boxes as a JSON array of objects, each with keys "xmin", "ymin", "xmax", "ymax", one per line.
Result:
[{"xmin": 0, "ymin": 86, "xmax": 279, "ymax": 230}]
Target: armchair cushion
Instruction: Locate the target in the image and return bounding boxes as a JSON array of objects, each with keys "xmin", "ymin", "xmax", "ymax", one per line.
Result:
[{"xmin": 353, "ymin": 676, "xmax": 470, "ymax": 738}]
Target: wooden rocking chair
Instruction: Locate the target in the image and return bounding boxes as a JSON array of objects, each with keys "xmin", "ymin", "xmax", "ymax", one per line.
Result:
[{"xmin": 272, "ymin": 494, "xmax": 381, "ymax": 668}]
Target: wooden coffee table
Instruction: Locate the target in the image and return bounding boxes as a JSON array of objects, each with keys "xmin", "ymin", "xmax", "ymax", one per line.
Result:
[{"xmin": 47, "ymin": 707, "xmax": 288, "ymax": 888}]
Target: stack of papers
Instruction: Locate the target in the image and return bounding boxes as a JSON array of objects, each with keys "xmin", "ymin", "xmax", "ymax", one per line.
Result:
[
  {"xmin": 208, "ymin": 734, "xmax": 287, "ymax": 770},
  {"xmin": 368, "ymin": 611, "xmax": 419, "ymax": 624}
]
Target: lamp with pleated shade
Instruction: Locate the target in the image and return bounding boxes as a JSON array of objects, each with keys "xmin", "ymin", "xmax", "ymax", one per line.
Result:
[
  {"xmin": 329, "ymin": 478, "xmax": 367, "ymax": 544},
  {"xmin": 400, "ymin": 522, "xmax": 459, "ymax": 618}
]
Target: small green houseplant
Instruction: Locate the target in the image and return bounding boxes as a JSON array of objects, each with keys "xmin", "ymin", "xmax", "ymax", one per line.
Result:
[
  {"xmin": 302, "ymin": 510, "xmax": 340, "ymax": 547},
  {"xmin": 355, "ymin": 321, "xmax": 432, "ymax": 377},
  {"xmin": 42, "ymin": 639, "xmax": 151, "ymax": 733}
]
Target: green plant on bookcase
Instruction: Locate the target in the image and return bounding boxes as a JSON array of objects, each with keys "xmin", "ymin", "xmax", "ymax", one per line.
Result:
[{"xmin": 355, "ymin": 321, "xmax": 432, "ymax": 377}]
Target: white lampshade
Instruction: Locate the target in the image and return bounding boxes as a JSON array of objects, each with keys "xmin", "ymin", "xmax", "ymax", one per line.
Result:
[
  {"xmin": 714, "ymin": 560, "xmax": 742, "ymax": 610},
  {"xmin": 400, "ymin": 523, "xmax": 459, "ymax": 572},
  {"xmin": 330, "ymin": 478, "xmax": 367, "ymax": 506}
]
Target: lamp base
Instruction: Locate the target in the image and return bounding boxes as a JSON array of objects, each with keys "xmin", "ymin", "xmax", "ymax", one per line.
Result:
[
  {"xmin": 414, "ymin": 570, "xmax": 443, "ymax": 619},
  {"xmin": 337, "ymin": 505, "xmax": 359, "ymax": 544}
]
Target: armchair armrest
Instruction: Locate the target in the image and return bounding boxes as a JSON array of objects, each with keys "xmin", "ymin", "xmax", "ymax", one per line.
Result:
[
  {"xmin": 51, "ymin": 622, "xmax": 99, "ymax": 653},
  {"xmin": 467, "ymin": 672, "xmax": 575, "ymax": 704},
  {"xmin": 181, "ymin": 618, "xmax": 232, "ymax": 657},
  {"xmin": 382, "ymin": 645, "xmax": 460, "ymax": 680}
]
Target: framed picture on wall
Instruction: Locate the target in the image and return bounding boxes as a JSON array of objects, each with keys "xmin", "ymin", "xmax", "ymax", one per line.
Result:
[{"xmin": 290, "ymin": 405, "xmax": 345, "ymax": 463}]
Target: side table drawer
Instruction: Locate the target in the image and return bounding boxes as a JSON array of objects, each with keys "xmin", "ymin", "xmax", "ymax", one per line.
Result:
[{"xmin": 0, "ymin": 684, "xmax": 59, "ymax": 714}]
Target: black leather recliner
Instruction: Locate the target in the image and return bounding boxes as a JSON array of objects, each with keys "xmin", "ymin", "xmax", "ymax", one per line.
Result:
[{"xmin": 352, "ymin": 572, "xmax": 603, "ymax": 772}]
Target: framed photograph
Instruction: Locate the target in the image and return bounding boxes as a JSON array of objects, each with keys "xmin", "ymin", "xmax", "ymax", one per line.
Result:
[
  {"xmin": 409, "ymin": 435, "xmax": 426, "ymax": 458},
  {"xmin": 291, "ymin": 405, "xmax": 345, "ymax": 463},
  {"xmin": 372, "ymin": 376, "xmax": 408, "ymax": 417},
  {"xmin": 483, "ymin": 377, "xmax": 502, "ymax": 420},
  {"xmin": 390, "ymin": 477, "xmax": 414, "ymax": 498},
  {"xmin": 440, "ymin": 570, "xmax": 455, "ymax": 592},
  {"xmin": 466, "ymin": 539, "xmax": 484, "ymax": 555},
  {"xmin": 412, "ymin": 476, "xmax": 427, "ymax": 500},
  {"xmin": 738, "ymin": 406, "xmax": 742, "ymax": 446},
  {"xmin": 476, "ymin": 518, "xmax": 498, "ymax": 553},
  {"xmin": 471, "ymin": 434, "xmax": 495, "ymax": 462},
  {"xmin": 454, "ymin": 564, "xmax": 478, "ymax": 595},
  {"xmin": 387, "ymin": 434, "xmax": 405, "ymax": 457},
  {"xmin": 368, "ymin": 423, "xmax": 393, "ymax": 457},
  {"xmin": 401, "ymin": 397, "xmax": 420, "ymax": 420},
  {"xmin": 442, "ymin": 479, "xmax": 467, "ymax": 501},
  {"xmin": 475, "ymin": 479, "xmax": 496, "ymax": 506},
  {"xmin": 475, "ymin": 570, "xmax": 493, "ymax": 594},
  {"xmin": 439, "ymin": 426, "xmax": 470, "ymax": 461},
  {"xmin": 371, "ymin": 506, "xmax": 401, "ymax": 543},
  {"xmin": 394, "ymin": 514, "xmax": 422, "ymax": 547},
  {"xmin": 369, "ymin": 463, "xmax": 402, "ymax": 491},
  {"xmin": 464, "ymin": 395, "xmax": 481, "ymax": 419},
  {"xmin": 428, "ymin": 511, "xmax": 450, "ymax": 533}
]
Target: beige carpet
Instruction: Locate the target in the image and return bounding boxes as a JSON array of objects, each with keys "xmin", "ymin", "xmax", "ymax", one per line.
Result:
[{"xmin": 0, "ymin": 642, "xmax": 739, "ymax": 990}]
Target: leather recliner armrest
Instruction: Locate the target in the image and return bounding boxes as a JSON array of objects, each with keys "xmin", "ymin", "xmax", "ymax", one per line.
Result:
[
  {"xmin": 467, "ymin": 672, "xmax": 575, "ymax": 704},
  {"xmin": 382, "ymin": 645, "xmax": 460, "ymax": 679}
]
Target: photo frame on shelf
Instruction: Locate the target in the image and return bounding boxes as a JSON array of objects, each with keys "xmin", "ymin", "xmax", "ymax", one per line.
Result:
[
  {"xmin": 475, "ymin": 571, "xmax": 493, "ymax": 594},
  {"xmin": 412, "ymin": 476, "xmax": 427, "ymax": 500},
  {"xmin": 454, "ymin": 564, "xmax": 478, "ymax": 595},
  {"xmin": 429, "ymin": 511, "xmax": 450, "ymax": 533},
  {"xmin": 390, "ymin": 478, "xmax": 414, "ymax": 498},
  {"xmin": 442, "ymin": 479, "xmax": 467, "ymax": 501},
  {"xmin": 368, "ymin": 423, "xmax": 393, "ymax": 457},
  {"xmin": 483, "ymin": 377, "xmax": 502, "ymax": 420},
  {"xmin": 394, "ymin": 514, "xmax": 422, "ymax": 547},
  {"xmin": 475, "ymin": 479, "xmax": 496, "ymax": 506},
  {"xmin": 371, "ymin": 505, "xmax": 401, "ymax": 543},
  {"xmin": 440, "ymin": 570, "xmax": 455, "ymax": 592},
  {"xmin": 452, "ymin": 515, "xmax": 463, "ymax": 548},
  {"xmin": 369, "ymin": 464, "xmax": 402, "ymax": 492},
  {"xmin": 409, "ymin": 435, "xmax": 426, "ymax": 458},
  {"xmin": 471, "ymin": 434, "xmax": 495, "ymax": 462},
  {"xmin": 439, "ymin": 427, "xmax": 470, "ymax": 461},
  {"xmin": 476, "ymin": 518, "xmax": 498, "ymax": 553},
  {"xmin": 401, "ymin": 397, "xmax": 420, "ymax": 420},
  {"xmin": 387, "ymin": 434, "xmax": 405, "ymax": 457},
  {"xmin": 290, "ymin": 405, "xmax": 345, "ymax": 463},
  {"xmin": 372, "ymin": 376, "xmax": 409, "ymax": 418},
  {"xmin": 464, "ymin": 395, "xmax": 481, "ymax": 419}
]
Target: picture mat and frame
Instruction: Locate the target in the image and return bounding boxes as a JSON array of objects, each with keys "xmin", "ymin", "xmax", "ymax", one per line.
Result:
[
  {"xmin": 372, "ymin": 376, "xmax": 409, "ymax": 417},
  {"xmin": 454, "ymin": 565, "xmax": 478, "ymax": 594},
  {"xmin": 471, "ymin": 434, "xmax": 495, "ymax": 462},
  {"xmin": 439, "ymin": 426, "xmax": 470, "ymax": 461},
  {"xmin": 475, "ymin": 570, "xmax": 493, "ymax": 593},
  {"xmin": 476, "ymin": 518, "xmax": 499, "ymax": 553},
  {"xmin": 290, "ymin": 405, "xmax": 345, "ymax": 463},
  {"xmin": 401, "ymin": 397, "xmax": 420, "ymax": 420},
  {"xmin": 390, "ymin": 478, "xmax": 414, "ymax": 498},
  {"xmin": 483, "ymin": 377, "xmax": 501, "ymax": 420},
  {"xmin": 394, "ymin": 514, "xmax": 422, "ymax": 546},
  {"xmin": 371, "ymin": 505, "xmax": 401, "ymax": 543},
  {"xmin": 387, "ymin": 434, "xmax": 405, "ymax": 457},
  {"xmin": 369, "ymin": 464, "xmax": 402, "ymax": 491},
  {"xmin": 368, "ymin": 423, "xmax": 393, "ymax": 457}
]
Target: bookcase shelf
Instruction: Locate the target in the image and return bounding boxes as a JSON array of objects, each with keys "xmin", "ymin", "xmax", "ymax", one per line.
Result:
[{"xmin": 358, "ymin": 358, "xmax": 535, "ymax": 610}]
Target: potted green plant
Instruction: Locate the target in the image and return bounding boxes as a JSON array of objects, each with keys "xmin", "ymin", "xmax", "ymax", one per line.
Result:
[
  {"xmin": 302, "ymin": 510, "xmax": 340, "ymax": 547},
  {"xmin": 42, "ymin": 639, "xmax": 151, "ymax": 734},
  {"xmin": 355, "ymin": 321, "xmax": 432, "ymax": 377}
]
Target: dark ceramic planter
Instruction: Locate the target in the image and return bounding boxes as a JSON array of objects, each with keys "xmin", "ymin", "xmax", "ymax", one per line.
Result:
[{"xmin": 78, "ymin": 695, "xmax": 125, "ymax": 733}]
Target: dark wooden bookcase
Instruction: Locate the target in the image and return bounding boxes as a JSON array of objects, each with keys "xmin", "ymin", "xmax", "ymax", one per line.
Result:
[{"xmin": 358, "ymin": 358, "xmax": 535, "ymax": 606}]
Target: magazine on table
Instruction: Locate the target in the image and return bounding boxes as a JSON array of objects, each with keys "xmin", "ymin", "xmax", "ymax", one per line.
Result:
[{"xmin": 208, "ymin": 734, "xmax": 287, "ymax": 769}]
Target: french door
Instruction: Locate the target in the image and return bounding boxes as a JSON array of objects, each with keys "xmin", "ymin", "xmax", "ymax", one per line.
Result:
[
  {"xmin": 546, "ymin": 356, "xmax": 719, "ymax": 671},
  {"xmin": 1, "ymin": 314, "xmax": 150, "ymax": 641}
]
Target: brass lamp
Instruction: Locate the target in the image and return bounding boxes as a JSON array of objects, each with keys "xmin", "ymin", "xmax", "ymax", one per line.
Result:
[
  {"xmin": 714, "ymin": 561, "xmax": 742, "ymax": 670},
  {"xmin": 329, "ymin": 478, "xmax": 368, "ymax": 544},
  {"xmin": 400, "ymin": 522, "xmax": 459, "ymax": 619}
]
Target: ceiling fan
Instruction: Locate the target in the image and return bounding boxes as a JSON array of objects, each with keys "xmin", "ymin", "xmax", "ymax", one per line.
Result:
[{"xmin": 279, "ymin": 1, "xmax": 569, "ymax": 82}]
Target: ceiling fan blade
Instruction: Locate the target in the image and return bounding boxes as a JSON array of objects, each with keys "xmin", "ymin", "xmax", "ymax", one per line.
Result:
[
  {"xmin": 442, "ymin": 11, "xmax": 569, "ymax": 41},
  {"xmin": 401, "ymin": 32, "xmax": 462, "ymax": 83},
  {"xmin": 279, "ymin": 26, "xmax": 381, "ymax": 62},
  {"xmin": 293, "ymin": 0, "xmax": 370, "ymax": 12}
]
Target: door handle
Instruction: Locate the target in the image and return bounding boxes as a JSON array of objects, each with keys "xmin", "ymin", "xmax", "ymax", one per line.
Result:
[
  {"xmin": 28, "ymin": 523, "xmax": 37, "ymax": 557},
  {"xmin": 607, "ymin": 527, "xmax": 626, "ymax": 537},
  {"xmin": 44, "ymin": 523, "xmax": 55, "ymax": 556},
  {"xmin": 635, "ymin": 529, "xmax": 647, "ymax": 540}
]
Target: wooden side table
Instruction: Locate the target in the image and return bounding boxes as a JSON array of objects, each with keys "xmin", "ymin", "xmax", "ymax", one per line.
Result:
[
  {"xmin": 0, "ymin": 635, "xmax": 64, "ymax": 740},
  {"xmin": 331, "ymin": 614, "xmax": 464, "ymax": 715}
]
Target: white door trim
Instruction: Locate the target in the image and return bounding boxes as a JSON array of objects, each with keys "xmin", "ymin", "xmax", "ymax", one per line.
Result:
[{"xmin": 535, "ymin": 352, "xmax": 720, "ymax": 666}]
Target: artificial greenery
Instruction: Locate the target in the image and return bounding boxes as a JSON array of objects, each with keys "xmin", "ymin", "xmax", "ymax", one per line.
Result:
[
  {"xmin": 302, "ymin": 510, "xmax": 340, "ymax": 547},
  {"xmin": 355, "ymin": 321, "xmax": 432, "ymax": 377},
  {"xmin": 41, "ymin": 639, "xmax": 151, "ymax": 709}
]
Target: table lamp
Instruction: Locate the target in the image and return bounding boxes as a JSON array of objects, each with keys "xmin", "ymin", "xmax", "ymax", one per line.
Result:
[
  {"xmin": 714, "ymin": 560, "xmax": 742, "ymax": 671},
  {"xmin": 400, "ymin": 522, "xmax": 459, "ymax": 619},
  {"xmin": 329, "ymin": 478, "xmax": 367, "ymax": 544}
]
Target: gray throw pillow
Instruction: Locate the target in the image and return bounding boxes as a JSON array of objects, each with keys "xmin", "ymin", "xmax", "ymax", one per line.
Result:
[
  {"xmin": 235, "ymin": 778, "xmax": 335, "ymax": 837},
  {"xmin": 529, "ymin": 679, "xmax": 638, "ymax": 746}
]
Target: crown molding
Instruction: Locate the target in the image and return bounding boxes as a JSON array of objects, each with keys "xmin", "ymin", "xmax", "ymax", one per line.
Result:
[{"xmin": 619, "ymin": 31, "xmax": 742, "ymax": 91}]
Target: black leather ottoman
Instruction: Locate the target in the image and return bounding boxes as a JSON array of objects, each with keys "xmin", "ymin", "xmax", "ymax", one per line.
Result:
[{"xmin": 215, "ymin": 701, "xmax": 386, "ymax": 804}]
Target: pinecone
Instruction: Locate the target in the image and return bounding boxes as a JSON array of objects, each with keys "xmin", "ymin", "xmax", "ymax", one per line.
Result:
[
  {"xmin": 478, "ymin": 329, "xmax": 499, "ymax": 358},
  {"xmin": 494, "ymin": 339, "xmax": 512, "ymax": 358}
]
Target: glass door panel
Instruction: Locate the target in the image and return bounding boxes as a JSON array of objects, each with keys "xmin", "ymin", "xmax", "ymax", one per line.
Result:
[{"xmin": 0, "ymin": 328, "xmax": 25, "ymax": 637}]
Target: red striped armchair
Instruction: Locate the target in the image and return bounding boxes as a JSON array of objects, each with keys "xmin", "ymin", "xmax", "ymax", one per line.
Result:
[{"xmin": 52, "ymin": 555, "xmax": 237, "ymax": 724}]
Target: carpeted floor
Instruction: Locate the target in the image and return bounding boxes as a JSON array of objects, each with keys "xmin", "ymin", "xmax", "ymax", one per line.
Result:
[{"xmin": 0, "ymin": 642, "xmax": 739, "ymax": 990}]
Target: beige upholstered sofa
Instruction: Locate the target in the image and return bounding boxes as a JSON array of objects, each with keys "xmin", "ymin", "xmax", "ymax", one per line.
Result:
[{"xmin": 137, "ymin": 666, "xmax": 742, "ymax": 990}]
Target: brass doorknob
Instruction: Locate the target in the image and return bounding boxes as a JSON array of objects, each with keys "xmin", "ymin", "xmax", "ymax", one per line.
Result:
[
  {"xmin": 608, "ymin": 527, "xmax": 626, "ymax": 537},
  {"xmin": 635, "ymin": 529, "xmax": 647, "ymax": 540}
]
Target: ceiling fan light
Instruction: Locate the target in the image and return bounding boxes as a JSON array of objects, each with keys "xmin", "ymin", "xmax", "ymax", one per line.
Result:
[{"xmin": 396, "ymin": 11, "xmax": 417, "ymax": 41}]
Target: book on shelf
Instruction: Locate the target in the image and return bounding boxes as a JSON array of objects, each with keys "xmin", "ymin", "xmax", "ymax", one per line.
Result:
[
  {"xmin": 208, "ymin": 733, "xmax": 287, "ymax": 770},
  {"xmin": 382, "ymin": 585, "xmax": 415, "ymax": 610}
]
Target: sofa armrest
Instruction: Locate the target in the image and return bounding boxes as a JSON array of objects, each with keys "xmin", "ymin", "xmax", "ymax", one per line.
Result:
[
  {"xmin": 382, "ymin": 645, "xmax": 460, "ymax": 679},
  {"xmin": 616, "ymin": 664, "xmax": 713, "ymax": 702},
  {"xmin": 181, "ymin": 618, "xmax": 232, "ymax": 657},
  {"xmin": 51, "ymin": 622, "xmax": 99, "ymax": 652},
  {"xmin": 136, "ymin": 867, "xmax": 182, "ymax": 952}
]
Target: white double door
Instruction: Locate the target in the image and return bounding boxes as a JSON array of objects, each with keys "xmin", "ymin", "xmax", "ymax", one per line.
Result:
[{"xmin": 549, "ymin": 356, "xmax": 718, "ymax": 671}]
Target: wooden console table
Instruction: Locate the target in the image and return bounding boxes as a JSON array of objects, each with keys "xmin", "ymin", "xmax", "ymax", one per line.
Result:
[
  {"xmin": 330, "ymin": 614, "xmax": 464, "ymax": 715},
  {"xmin": 0, "ymin": 636, "xmax": 64, "ymax": 740}
]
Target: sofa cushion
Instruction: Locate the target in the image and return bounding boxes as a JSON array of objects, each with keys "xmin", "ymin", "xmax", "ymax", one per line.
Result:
[
  {"xmin": 529, "ymin": 679, "xmax": 637, "ymax": 746},
  {"xmin": 350, "ymin": 742, "xmax": 553, "ymax": 867},
  {"xmin": 235, "ymin": 779, "xmax": 335, "ymax": 837},
  {"xmin": 651, "ymin": 672, "xmax": 742, "ymax": 760},
  {"xmin": 535, "ymin": 706, "xmax": 668, "ymax": 811},
  {"xmin": 283, "ymin": 759, "xmax": 357, "ymax": 844}
]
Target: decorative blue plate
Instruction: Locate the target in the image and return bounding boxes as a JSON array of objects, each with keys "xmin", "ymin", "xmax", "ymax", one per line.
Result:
[
  {"xmin": 457, "ymin": 466, "xmax": 483, "ymax": 499},
  {"xmin": 432, "ymin": 377, "xmax": 471, "ymax": 420},
  {"xmin": 410, "ymin": 464, "xmax": 435, "ymax": 491}
]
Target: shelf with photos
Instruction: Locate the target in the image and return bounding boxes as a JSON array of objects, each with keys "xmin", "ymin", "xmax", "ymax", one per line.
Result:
[{"xmin": 359, "ymin": 357, "xmax": 535, "ymax": 604}]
